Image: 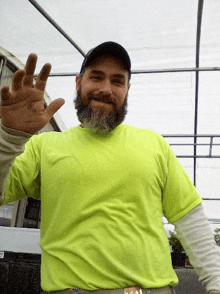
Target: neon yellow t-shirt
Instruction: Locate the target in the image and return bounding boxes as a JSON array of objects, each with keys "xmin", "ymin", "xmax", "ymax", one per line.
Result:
[{"xmin": 4, "ymin": 124, "xmax": 202, "ymax": 292}]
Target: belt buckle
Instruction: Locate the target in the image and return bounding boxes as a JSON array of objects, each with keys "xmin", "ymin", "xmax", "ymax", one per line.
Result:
[{"xmin": 124, "ymin": 286, "xmax": 143, "ymax": 294}]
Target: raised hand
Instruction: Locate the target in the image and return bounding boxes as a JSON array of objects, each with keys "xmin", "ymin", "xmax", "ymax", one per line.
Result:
[{"xmin": 0, "ymin": 54, "xmax": 65, "ymax": 134}]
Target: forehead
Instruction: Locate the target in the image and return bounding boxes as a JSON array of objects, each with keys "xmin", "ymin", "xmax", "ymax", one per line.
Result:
[{"xmin": 85, "ymin": 54, "xmax": 129, "ymax": 77}]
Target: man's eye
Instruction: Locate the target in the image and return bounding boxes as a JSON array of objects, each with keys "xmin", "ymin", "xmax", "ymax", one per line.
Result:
[
  {"xmin": 112, "ymin": 79, "xmax": 124, "ymax": 85},
  {"xmin": 91, "ymin": 76, "xmax": 101, "ymax": 81}
]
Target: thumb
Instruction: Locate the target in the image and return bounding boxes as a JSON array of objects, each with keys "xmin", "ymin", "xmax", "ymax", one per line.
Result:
[{"xmin": 45, "ymin": 98, "xmax": 65, "ymax": 118}]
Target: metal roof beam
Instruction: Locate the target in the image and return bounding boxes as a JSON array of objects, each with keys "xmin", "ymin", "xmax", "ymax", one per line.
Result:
[
  {"xmin": 194, "ymin": 0, "xmax": 204, "ymax": 186},
  {"xmin": 34, "ymin": 66, "xmax": 220, "ymax": 77},
  {"xmin": 29, "ymin": 0, "xmax": 86, "ymax": 57}
]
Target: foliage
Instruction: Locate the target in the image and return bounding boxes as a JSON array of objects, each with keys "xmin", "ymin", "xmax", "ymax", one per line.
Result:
[
  {"xmin": 214, "ymin": 228, "xmax": 220, "ymax": 246},
  {"xmin": 169, "ymin": 232, "xmax": 184, "ymax": 253}
]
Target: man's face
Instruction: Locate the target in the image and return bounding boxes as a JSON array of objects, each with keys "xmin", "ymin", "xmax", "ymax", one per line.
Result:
[{"xmin": 74, "ymin": 55, "xmax": 130, "ymax": 133}]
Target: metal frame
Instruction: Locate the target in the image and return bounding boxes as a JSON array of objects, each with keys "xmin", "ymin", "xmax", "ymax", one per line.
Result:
[
  {"xmin": 163, "ymin": 134, "xmax": 220, "ymax": 158},
  {"xmin": 28, "ymin": 0, "xmax": 220, "ymax": 211},
  {"xmin": 29, "ymin": 0, "xmax": 86, "ymax": 57},
  {"xmin": 33, "ymin": 66, "xmax": 220, "ymax": 78},
  {"xmin": 194, "ymin": 0, "xmax": 204, "ymax": 186}
]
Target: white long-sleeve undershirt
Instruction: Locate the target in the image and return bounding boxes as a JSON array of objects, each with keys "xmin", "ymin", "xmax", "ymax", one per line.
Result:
[
  {"xmin": 0, "ymin": 124, "xmax": 31, "ymax": 202},
  {"xmin": 174, "ymin": 204, "xmax": 220, "ymax": 293}
]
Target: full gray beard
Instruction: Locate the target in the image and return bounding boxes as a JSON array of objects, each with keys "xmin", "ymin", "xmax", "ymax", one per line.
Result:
[{"xmin": 74, "ymin": 91, "xmax": 128, "ymax": 134}]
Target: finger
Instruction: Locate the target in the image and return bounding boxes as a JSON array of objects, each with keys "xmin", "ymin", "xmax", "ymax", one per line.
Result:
[
  {"xmin": 23, "ymin": 53, "xmax": 38, "ymax": 87},
  {"xmin": 35, "ymin": 63, "xmax": 52, "ymax": 91},
  {"xmin": 1, "ymin": 85, "xmax": 11, "ymax": 103},
  {"xmin": 12, "ymin": 70, "xmax": 26, "ymax": 91},
  {"xmin": 45, "ymin": 98, "xmax": 65, "ymax": 118}
]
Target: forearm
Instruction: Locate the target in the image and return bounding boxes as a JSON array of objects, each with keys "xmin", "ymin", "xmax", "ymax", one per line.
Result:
[
  {"xmin": 0, "ymin": 124, "xmax": 31, "ymax": 202},
  {"xmin": 174, "ymin": 204, "xmax": 220, "ymax": 293}
]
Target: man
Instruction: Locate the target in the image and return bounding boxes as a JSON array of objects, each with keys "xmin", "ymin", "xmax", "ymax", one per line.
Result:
[{"xmin": 0, "ymin": 42, "xmax": 220, "ymax": 294}]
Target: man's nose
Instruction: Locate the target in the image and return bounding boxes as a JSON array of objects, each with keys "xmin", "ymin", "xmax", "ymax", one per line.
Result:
[{"xmin": 99, "ymin": 79, "xmax": 112, "ymax": 94}]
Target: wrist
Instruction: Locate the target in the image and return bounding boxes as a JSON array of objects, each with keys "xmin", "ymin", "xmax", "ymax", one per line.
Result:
[{"xmin": 1, "ymin": 123, "xmax": 33, "ymax": 138}]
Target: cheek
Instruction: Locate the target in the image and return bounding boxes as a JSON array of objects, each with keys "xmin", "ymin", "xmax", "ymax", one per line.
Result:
[
  {"xmin": 116, "ymin": 90, "xmax": 128, "ymax": 107},
  {"xmin": 79, "ymin": 85, "xmax": 93, "ymax": 104},
  {"xmin": 81, "ymin": 82, "xmax": 98, "ymax": 97}
]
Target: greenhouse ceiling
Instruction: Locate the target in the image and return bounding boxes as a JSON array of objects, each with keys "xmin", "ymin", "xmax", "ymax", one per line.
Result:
[{"xmin": 1, "ymin": 0, "xmax": 220, "ymax": 133}]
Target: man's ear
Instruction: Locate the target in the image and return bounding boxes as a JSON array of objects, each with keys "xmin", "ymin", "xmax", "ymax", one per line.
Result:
[
  {"xmin": 76, "ymin": 75, "xmax": 82, "ymax": 91},
  {"xmin": 126, "ymin": 82, "xmax": 131, "ymax": 95}
]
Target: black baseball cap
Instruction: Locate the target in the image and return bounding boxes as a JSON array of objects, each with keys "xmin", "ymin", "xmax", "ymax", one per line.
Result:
[{"xmin": 80, "ymin": 41, "xmax": 131, "ymax": 79}]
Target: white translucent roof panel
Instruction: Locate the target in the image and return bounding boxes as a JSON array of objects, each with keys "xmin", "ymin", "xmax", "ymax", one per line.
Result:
[
  {"xmin": 197, "ymin": 71, "xmax": 220, "ymax": 134},
  {"xmin": 200, "ymin": 0, "xmax": 220, "ymax": 67},
  {"xmin": 1, "ymin": 0, "xmax": 200, "ymax": 73},
  {"xmin": 0, "ymin": 0, "xmax": 84, "ymax": 73},
  {"xmin": 1, "ymin": 0, "xmax": 220, "ymax": 132},
  {"xmin": 36, "ymin": 0, "xmax": 199, "ymax": 70},
  {"xmin": 197, "ymin": 158, "xmax": 220, "ymax": 221},
  {"xmin": 125, "ymin": 72, "xmax": 196, "ymax": 134}
]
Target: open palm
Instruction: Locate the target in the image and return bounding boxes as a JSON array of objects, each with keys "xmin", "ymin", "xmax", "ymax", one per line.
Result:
[{"xmin": 0, "ymin": 54, "xmax": 65, "ymax": 134}]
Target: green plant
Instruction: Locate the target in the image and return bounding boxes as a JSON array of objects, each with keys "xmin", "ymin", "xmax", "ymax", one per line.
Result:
[
  {"xmin": 214, "ymin": 228, "xmax": 220, "ymax": 246},
  {"xmin": 169, "ymin": 232, "xmax": 184, "ymax": 253}
]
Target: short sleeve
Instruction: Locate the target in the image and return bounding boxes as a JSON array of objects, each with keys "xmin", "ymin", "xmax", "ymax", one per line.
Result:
[{"xmin": 162, "ymin": 142, "xmax": 202, "ymax": 223}]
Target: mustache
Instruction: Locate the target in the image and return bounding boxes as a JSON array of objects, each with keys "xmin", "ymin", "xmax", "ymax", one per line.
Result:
[
  {"xmin": 88, "ymin": 93, "xmax": 116, "ymax": 105},
  {"xmin": 74, "ymin": 89, "xmax": 128, "ymax": 133}
]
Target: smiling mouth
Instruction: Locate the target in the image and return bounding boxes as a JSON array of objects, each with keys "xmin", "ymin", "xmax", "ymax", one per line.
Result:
[
  {"xmin": 89, "ymin": 99, "xmax": 114, "ymax": 113},
  {"xmin": 88, "ymin": 93, "xmax": 115, "ymax": 104},
  {"xmin": 90, "ymin": 98, "xmax": 113, "ymax": 105}
]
